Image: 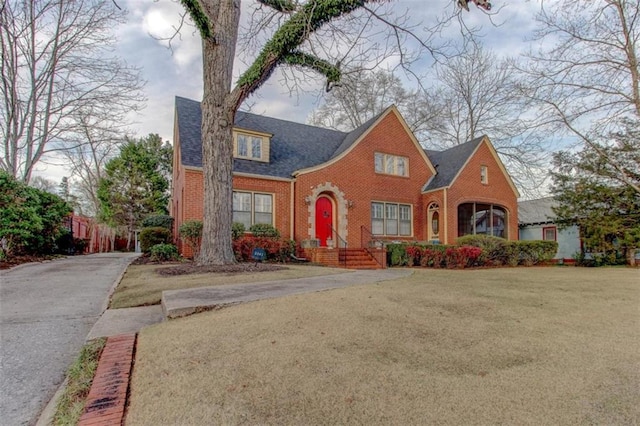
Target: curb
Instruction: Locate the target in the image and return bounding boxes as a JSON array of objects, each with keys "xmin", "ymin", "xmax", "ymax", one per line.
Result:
[
  {"xmin": 78, "ymin": 334, "xmax": 136, "ymax": 426},
  {"xmin": 34, "ymin": 253, "xmax": 139, "ymax": 426}
]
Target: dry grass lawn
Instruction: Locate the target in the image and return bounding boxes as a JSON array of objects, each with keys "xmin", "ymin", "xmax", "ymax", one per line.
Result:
[
  {"xmin": 110, "ymin": 264, "xmax": 348, "ymax": 309},
  {"xmin": 127, "ymin": 267, "xmax": 639, "ymax": 425}
]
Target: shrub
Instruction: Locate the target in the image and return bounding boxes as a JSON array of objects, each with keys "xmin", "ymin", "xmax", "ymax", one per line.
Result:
[
  {"xmin": 149, "ymin": 243, "xmax": 179, "ymax": 262},
  {"xmin": 232, "ymin": 236, "xmax": 294, "ymax": 262},
  {"xmin": 249, "ymin": 223, "xmax": 280, "ymax": 238},
  {"xmin": 139, "ymin": 227, "xmax": 171, "ymax": 253},
  {"xmin": 142, "ymin": 214, "xmax": 174, "ymax": 231},
  {"xmin": 179, "ymin": 220, "xmax": 203, "ymax": 258},
  {"xmin": 421, "ymin": 245, "xmax": 448, "ymax": 268},
  {"xmin": 514, "ymin": 240, "xmax": 558, "ymax": 266},
  {"xmin": 386, "ymin": 243, "xmax": 409, "ymax": 266},
  {"xmin": 232, "ymin": 222, "xmax": 246, "ymax": 240},
  {"xmin": 458, "ymin": 245, "xmax": 483, "ymax": 267},
  {"xmin": 456, "ymin": 234, "xmax": 508, "ymax": 266},
  {"xmin": 405, "ymin": 244, "xmax": 424, "ymax": 266},
  {"xmin": 0, "ymin": 171, "xmax": 72, "ymax": 257}
]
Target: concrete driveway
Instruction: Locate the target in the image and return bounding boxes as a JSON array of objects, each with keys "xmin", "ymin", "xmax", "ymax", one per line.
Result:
[{"xmin": 0, "ymin": 253, "xmax": 138, "ymax": 426}]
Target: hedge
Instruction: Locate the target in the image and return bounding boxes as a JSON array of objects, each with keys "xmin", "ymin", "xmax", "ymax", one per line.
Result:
[
  {"xmin": 139, "ymin": 227, "xmax": 172, "ymax": 253},
  {"xmin": 233, "ymin": 236, "xmax": 295, "ymax": 263},
  {"xmin": 142, "ymin": 214, "xmax": 174, "ymax": 230},
  {"xmin": 386, "ymin": 237, "xmax": 558, "ymax": 268}
]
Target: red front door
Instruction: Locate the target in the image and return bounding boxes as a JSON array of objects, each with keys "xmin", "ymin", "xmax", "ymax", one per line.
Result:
[{"xmin": 315, "ymin": 197, "xmax": 333, "ymax": 246}]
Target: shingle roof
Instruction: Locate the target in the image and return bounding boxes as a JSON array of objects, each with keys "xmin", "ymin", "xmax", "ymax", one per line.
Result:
[
  {"xmin": 422, "ymin": 136, "xmax": 485, "ymax": 191},
  {"xmin": 518, "ymin": 197, "xmax": 557, "ymax": 225},
  {"xmin": 329, "ymin": 109, "xmax": 388, "ymax": 160},
  {"xmin": 175, "ymin": 97, "xmax": 481, "ymax": 187},
  {"xmin": 176, "ymin": 96, "xmax": 347, "ymax": 178}
]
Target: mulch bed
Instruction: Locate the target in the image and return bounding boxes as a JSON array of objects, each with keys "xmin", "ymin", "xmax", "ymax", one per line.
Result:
[
  {"xmin": 131, "ymin": 254, "xmax": 288, "ymax": 276},
  {"xmin": 0, "ymin": 254, "xmax": 59, "ymax": 270}
]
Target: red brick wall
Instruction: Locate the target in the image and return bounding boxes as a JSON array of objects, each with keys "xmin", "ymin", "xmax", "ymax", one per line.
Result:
[
  {"xmin": 443, "ymin": 140, "xmax": 519, "ymax": 242},
  {"xmin": 294, "ymin": 110, "xmax": 434, "ymax": 247},
  {"xmin": 172, "ymin": 167, "xmax": 292, "ymax": 256}
]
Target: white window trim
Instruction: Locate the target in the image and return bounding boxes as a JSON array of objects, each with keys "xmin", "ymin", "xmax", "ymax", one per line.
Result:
[
  {"xmin": 371, "ymin": 201, "xmax": 413, "ymax": 236},
  {"xmin": 234, "ymin": 131, "xmax": 270, "ymax": 162},
  {"xmin": 480, "ymin": 165, "xmax": 488, "ymax": 184},
  {"xmin": 374, "ymin": 152, "xmax": 409, "ymax": 177},
  {"xmin": 232, "ymin": 190, "xmax": 275, "ymax": 228}
]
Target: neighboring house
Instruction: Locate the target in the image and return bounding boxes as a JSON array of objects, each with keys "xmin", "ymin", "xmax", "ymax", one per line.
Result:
[
  {"xmin": 171, "ymin": 96, "xmax": 520, "ymax": 266},
  {"xmin": 518, "ymin": 197, "xmax": 581, "ymax": 263}
]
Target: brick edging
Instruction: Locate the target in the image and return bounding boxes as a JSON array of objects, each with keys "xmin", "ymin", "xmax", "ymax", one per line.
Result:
[{"xmin": 78, "ymin": 334, "xmax": 136, "ymax": 426}]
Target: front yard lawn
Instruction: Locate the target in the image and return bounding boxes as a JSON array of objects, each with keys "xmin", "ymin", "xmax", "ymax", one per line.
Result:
[
  {"xmin": 109, "ymin": 263, "xmax": 349, "ymax": 309},
  {"xmin": 126, "ymin": 267, "xmax": 639, "ymax": 425}
]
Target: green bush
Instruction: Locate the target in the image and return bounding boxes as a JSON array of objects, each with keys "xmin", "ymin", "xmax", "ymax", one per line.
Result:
[
  {"xmin": 249, "ymin": 223, "xmax": 280, "ymax": 238},
  {"xmin": 179, "ymin": 220, "xmax": 203, "ymax": 258},
  {"xmin": 232, "ymin": 222, "xmax": 246, "ymax": 240},
  {"xmin": 139, "ymin": 227, "xmax": 171, "ymax": 253},
  {"xmin": 456, "ymin": 234, "xmax": 508, "ymax": 266},
  {"xmin": 149, "ymin": 243, "xmax": 179, "ymax": 262},
  {"xmin": 142, "ymin": 214, "xmax": 174, "ymax": 230},
  {"xmin": 386, "ymin": 243, "xmax": 409, "ymax": 266},
  {"xmin": 514, "ymin": 240, "xmax": 558, "ymax": 266},
  {"xmin": 0, "ymin": 171, "xmax": 72, "ymax": 257}
]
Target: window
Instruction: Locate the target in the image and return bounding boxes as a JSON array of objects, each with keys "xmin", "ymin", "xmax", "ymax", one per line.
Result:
[
  {"xmin": 458, "ymin": 203, "xmax": 507, "ymax": 238},
  {"xmin": 543, "ymin": 226, "xmax": 557, "ymax": 241},
  {"xmin": 428, "ymin": 202, "xmax": 440, "ymax": 240},
  {"xmin": 233, "ymin": 191, "xmax": 273, "ymax": 228},
  {"xmin": 374, "ymin": 152, "xmax": 408, "ymax": 177},
  {"xmin": 371, "ymin": 202, "xmax": 412, "ymax": 236},
  {"xmin": 480, "ymin": 165, "xmax": 488, "ymax": 184},
  {"xmin": 371, "ymin": 203, "xmax": 385, "ymax": 234},
  {"xmin": 235, "ymin": 133, "xmax": 267, "ymax": 161}
]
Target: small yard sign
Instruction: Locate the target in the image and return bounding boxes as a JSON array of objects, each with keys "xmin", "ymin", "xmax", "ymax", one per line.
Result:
[{"xmin": 252, "ymin": 247, "xmax": 266, "ymax": 263}]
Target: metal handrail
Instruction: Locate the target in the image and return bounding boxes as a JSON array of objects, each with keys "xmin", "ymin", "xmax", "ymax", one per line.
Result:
[
  {"xmin": 360, "ymin": 225, "xmax": 385, "ymax": 267},
  {"xmin": 328, "ymin": 224, "xmax": 347, "ymax": 267}
]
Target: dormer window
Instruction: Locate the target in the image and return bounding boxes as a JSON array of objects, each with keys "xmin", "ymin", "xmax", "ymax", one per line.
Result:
[{"xmin": 234, "ymin": 130, "xmax": 270, "ymax": 162}]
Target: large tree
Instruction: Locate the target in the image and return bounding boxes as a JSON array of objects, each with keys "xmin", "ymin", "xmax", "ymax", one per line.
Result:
[
  {"xmin": 431, "ymin": 43, "xmax": 549, "ymax": 195},
  {"xmin": 551, "ymin": 119, "xmax": 640, "ymax": 265},
  {"xmin": 97, "ymin": 134, "xmax": 172, "ymax": 249},
  {"xmin": 180, "ymin": 0, "xmax": 488, "ymax": 265},
  {"xmin": 522, "ymin": 0, "xmax": 639, "ymax": 187},
  {"xmin": 0, "ymin": 0, "xmax": 144, "ymax": 182},
  {"xmin": 307, "ymin": 68, "xmax": 442, "ymax": 144},
  {"xmin": 308, "ymin": 44, "xmax": 550, "ymax": 196}
]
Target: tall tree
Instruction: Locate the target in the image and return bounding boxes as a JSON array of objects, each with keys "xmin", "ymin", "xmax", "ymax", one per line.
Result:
[
  {"xmin": 522, "ymin": 0, "xmax": 639, "ymax": 185},
  {"xmin": 62, "ymin": 113, "xmax": 125, "ymax": 216},
  {"xmin": 307, "ymin": 68, "xmax": 442, "ymax": 144},
  {"xmin": 97, "ymin": 134, "xmax": 172, "ymax": 249},
  {"xmin": 0, "ymin": 0, "xmax": 145, "ymax": 182},
  {"xmin": 180, "ymin": 0, "xmax": 487, "ymax": 265},
  {"xmin": 431, "ymin": 42, "xmax": 549, "ymax": 195},
  {"xmin": 551, "ymin": 119, "xmax": 640, "ymax": 265}
]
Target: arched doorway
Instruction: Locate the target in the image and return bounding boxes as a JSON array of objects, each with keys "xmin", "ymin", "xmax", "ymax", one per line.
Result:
[{"xmin": 315, "ymin": 196, "xmax": 333, "ymax": 246}]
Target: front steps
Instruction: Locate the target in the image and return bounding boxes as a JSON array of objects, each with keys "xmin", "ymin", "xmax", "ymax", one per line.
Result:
[{"xmin": 300, "ymin": 248, "xmax": 386, "ymax": 269}]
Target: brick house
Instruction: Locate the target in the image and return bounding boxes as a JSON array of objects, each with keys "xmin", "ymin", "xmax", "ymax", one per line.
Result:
[{"xmin": 171, "ymin": 96, "xmax": 519, "ymax": 267}]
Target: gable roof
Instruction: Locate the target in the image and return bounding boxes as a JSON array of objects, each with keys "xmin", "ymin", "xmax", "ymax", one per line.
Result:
[
  {"xmin": 518, "ymin": 197, "xmax": 557, "ymax": 225},
  {"xmin": 422, "ymin": 136, "xmax": 484, "ymax": 192},
  {"xmin": 175, "ymin": 96, "xmax": 347, "ymax": 178}
]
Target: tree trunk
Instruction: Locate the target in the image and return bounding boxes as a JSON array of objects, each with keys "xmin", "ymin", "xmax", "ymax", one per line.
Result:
[{"xmin": 197, "ymin": 0, "xmax": 241, "ymax": 266}]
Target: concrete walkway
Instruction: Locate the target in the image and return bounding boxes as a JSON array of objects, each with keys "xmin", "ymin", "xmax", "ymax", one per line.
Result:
[{"xmin": 162, "ymin": 268, "xmax": 413, "ymax": 319}]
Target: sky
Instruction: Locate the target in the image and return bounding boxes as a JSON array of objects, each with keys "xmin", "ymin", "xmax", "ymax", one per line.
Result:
[{"xmin": 33, "ymin": 0, "xmax": 545, "ymax": 182}]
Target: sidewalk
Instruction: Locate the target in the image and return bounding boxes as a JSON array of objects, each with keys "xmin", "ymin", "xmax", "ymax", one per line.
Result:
[
  {"xmin": 162, "ymin": 268, "xmax": 412, "ymax": 318},
  {"xmin": 46, "ymin": 267, "xmax": 412, "ymax": 425}
]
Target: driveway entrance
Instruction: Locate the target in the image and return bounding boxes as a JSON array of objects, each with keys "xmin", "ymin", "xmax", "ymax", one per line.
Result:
[{"xmin": 0, "ymin": 253, "xmax": 137, "ymax": 425}]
